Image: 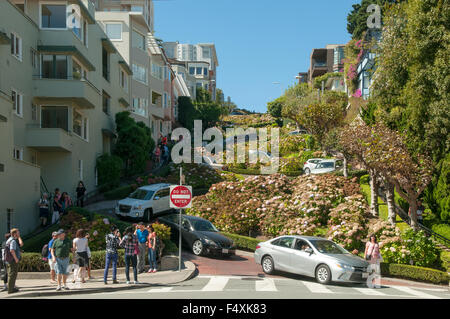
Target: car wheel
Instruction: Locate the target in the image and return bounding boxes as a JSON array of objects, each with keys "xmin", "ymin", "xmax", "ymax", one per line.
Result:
[
  {"xmin": 143, "ymin": 209, "xmax": 151, "ymax": 222},
  {"xmin": 315, "ymin": 264, "xmax": 331, "ymax": 285},
  {"xmin": 304, "ymin": 168, "xmax": 310, "ymax": 175},
  {"xmin": 261, "ymin": 255, "xmax": 275, "ymax": 275},
  {"xmin": 192, "ymin": 240, "xmax": 203, "ymax": 256}
]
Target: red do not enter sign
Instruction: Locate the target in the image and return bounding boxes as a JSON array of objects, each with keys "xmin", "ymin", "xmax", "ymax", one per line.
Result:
[{"xmin": 170, "ymin": 185, "xmax": 192, "ymax": 209}]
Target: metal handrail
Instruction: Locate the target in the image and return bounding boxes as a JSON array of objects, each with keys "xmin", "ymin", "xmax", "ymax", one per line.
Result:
[{"xmin": 378, "ymin": 190, "xmax": 450, "ymax": 248}]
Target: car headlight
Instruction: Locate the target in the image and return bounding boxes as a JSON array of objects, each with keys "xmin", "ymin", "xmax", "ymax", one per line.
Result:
[
  {"xmin": 336, "ymin": 263, "xmax": 355, "ymax": 271},
  {"xmin": 203, "ymin": 238, "xmax": 218, "ymax": 247}
]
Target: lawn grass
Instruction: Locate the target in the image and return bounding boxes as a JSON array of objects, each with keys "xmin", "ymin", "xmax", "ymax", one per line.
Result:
[{"xmin": 360, "ymin": 183, "xmax": 410, "ymax": 232}]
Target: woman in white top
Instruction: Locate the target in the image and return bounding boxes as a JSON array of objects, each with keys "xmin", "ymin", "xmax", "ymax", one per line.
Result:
[{"xmin": 72, "ymin": 229, "xmax": 89, "ymax": 283}]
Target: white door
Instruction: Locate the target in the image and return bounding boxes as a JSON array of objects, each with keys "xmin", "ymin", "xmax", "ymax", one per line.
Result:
[{"xmin": 153, "ymin": 188, "xmax": 170, "ymax": 214}]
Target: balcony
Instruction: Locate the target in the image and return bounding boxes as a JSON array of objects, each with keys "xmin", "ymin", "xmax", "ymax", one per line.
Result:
[
  {"xmin": 33, "ymin": 77, "xmax": 101, "ymax": 109},
  {"xmin": 26, "ymin": 125, "xmax": 73, "ymax": 152}
]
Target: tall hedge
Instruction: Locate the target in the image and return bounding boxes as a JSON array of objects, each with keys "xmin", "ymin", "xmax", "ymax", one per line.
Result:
[{"xmin": 96, "ymin": 154, "xmax": 123, "ymax": 191}]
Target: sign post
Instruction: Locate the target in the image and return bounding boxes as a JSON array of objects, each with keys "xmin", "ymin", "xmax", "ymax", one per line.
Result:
[{"xmin": 169, "ymin": 168, "xmax": 192, "ymax": 272}]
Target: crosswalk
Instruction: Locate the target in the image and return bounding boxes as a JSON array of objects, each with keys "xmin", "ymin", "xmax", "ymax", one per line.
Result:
[{"xmin": 137, "ymin": 275, "xmax": 449, "ymax": 299}]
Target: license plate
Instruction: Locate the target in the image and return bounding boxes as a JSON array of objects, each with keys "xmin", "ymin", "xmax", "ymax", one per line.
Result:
[{"xmin": 222, "ymin": 249, "xmax": 229, "ymax": 254}]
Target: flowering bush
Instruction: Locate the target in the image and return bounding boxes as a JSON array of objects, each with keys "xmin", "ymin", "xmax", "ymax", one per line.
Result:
[
  {"xmin": 279, "ymin": 135, "xmax": 308, "ymax": 156},
  {"xmin": 279, "ymin": 157, "xmax": 304, "ymax": 173},
  {"xmin": 151, "ymin": 222, "xmax": 171, "ymax": 241},
  {"xmin": 352, "ymin": 89, "xmax": 362, "ymax": 98}
]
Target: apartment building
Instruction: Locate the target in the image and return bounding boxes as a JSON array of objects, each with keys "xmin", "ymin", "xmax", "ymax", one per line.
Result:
[
  {"xmin": 307, "ymin": 44, "xmax": 345, "ymax": 84},
  {"xmin": 356, "ymin": 31, "xmax": 381, "ymax": 100},
  {"xmin": 0, "ymin": 0, "xmax": 132, "ymax": 234},
  {"xmin": 163, "ymin": 42, "xmax": 218, "ymax": 100}
]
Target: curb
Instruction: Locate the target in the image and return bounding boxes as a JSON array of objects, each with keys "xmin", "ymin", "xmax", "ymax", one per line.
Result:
[{"xmin": 5, "ymin": 260, "xmax": 196, "ymax": 298}]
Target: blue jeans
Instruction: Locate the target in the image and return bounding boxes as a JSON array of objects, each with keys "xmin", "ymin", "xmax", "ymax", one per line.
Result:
[
  {"xmin": 148, "ymin": 248, "xmax": 157, "ymax": 269},
  {"xmin": 103, "ymin": 253, "xmax": 118, "ymax": 282},
  {"xmin": 55, "ymin": 257, "xmax": 69, "ymax": 275},
  {"xmin": 124, "ymin": 255, "xmax": 137, "ymax": 282}
]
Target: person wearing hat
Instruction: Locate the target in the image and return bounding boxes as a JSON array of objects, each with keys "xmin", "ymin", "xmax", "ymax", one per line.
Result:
[
  {"xmin": 50, "ymin": 229, "xmax": 73, "ymax": 291},
  {"xmin": 47, "ymin": 231, "xmax": 58, "ymax": 284}
]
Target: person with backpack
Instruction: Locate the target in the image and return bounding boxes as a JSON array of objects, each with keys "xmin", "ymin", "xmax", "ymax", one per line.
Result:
[
  {"xmin": 1, "ymin": 233, "xmax": 11, "ymax": 292},
  {"xmin": 43, "ymin": 232, "xmax": 58, "ymax": 284},
  {"xmin": 5, "ymin": 228, "xmax": 23, "ymax": 294}
]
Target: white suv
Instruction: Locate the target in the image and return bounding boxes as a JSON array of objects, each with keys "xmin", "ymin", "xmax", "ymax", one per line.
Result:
[
  {"xmin": 303, "ymin": 158, "xmax": 325, "ymax": 175},
  {"xmin": 115, "ymin": 183, "xmax": 173, "ymax": 222}
]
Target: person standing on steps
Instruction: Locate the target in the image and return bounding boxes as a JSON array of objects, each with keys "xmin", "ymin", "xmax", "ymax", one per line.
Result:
[
  {"xmin": 134, "ymin": 223, "xmax": 148, "ymax": 274},
  {"xmin": 52, "ymin": 188, "xmax": 62, "ymax": 224},
  {"xmin": 76, "ymin": 181, "xmax": 86, "ymax": 207},
  {"xmin": 38, "ymin": 193, "xmax": 50, "ymax": 227}
]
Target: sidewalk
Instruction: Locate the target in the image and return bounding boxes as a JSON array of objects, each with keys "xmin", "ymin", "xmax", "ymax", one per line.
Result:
[{"xmin": 0, "ymin": 260, "xmax": 196, "ymax": 298}]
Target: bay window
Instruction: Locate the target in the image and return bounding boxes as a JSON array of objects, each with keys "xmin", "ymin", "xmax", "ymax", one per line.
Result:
[
  {"xmin": 132, "ymin": 30, "xmax": 145, "ymax": 50},
  {"xmin": 41, "ymin": 55, "xmax": 68, "ymax": 79},
  {"xmin": 73, "ymin": 109, "xmax": 88, "ymax": 140},
  {"xmin": 41, "ymin": 3, "xmax": 66, "ymax": 29},
  {"xmin": 41, "ymin": 106, "xmax": 68, "ymax": 131},
  {"xmin": 133, "ymin": 64, "xmax": 147, "ymax": 84}
]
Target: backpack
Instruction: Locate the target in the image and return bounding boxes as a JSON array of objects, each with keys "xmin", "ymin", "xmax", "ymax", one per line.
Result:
[
  {"xmin": 4, "ymin": 239, "xmax": 14, "ymax": 263},
  {"xmin": 41, "ymin": 244, "xmax": 49, "ymax": 261}
]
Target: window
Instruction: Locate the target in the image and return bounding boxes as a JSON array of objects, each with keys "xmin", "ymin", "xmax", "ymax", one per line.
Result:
[
  {"xmin": 106, "ymin": 23, "xmax": 122, "ymax": 40},
  {"xmin": 132, "ymin": 64, "xmax": 147, "ymax": 84},
  {"xmin": 13, "ymin": 1, "xmax": 26, "ymax": 13},
  {"xmin": 132, "ymin": 30, "xmax": 145, "ymax": 50},
  {"xmin": 272, "ymin": 237, "xmax": 294, "ymax": 248},
  {"xmin": 163, "ymin": 93, "xmax": 168, "ymax": 108},
  {"xmin": 189, "ymin": 67, "xmax": 195, "ymax": 75},
  {"xmin": 73, "ymin": 109, "xmax": 88, "ymax": 140},
  {"xmin": 72, "ymin": 59, "xmax": 87, "ymax": 80},
  {"xmin": 11, "ymin": 89, "xmax": 23, "ymax": 117},
  {"xmin": 294, "ymin": 239, "xmax": 311, "ymax": 251},
  {"xmin": 41, "ymin": 106, "xmax": 68, "ymax": 131},
  {"xmin": 10, "ymin": 33, "xmax": 22, "ymax": 61},
  {"xmin": 102, "ymin": 91, "xmax": 110, "ymax": 114},
  {"xmin": 41, "ymin": 55, "xmax": 68, "ymax": 79},
  {"xmin": 31, "ymin": 48, "xmax": 39, "ymax": 70},
  {"xmin": 83, "ymin": 20, "xmax": 88, "ymax": 46},
  {"xmin": 13, "ymin": 147, "xmax": 23, "ymax": 161},
  {"xmin": 202, "ymin": 47, "xmax": 210, "ymax": 58},
  {"xmin": 102, "ymin": 47, "xmax": 110, "ymax": 81},
  {"xmin": 78, "ymin": 160, "xmax": 83, "ymax": 181},
  {"xmin": 196, "ymin": 67, "xmax": 202, "ymax": 75},
  {"xmin": 120, "ymin": 69, "xmax": 128, "ymax": 92},
  {"xmin": 41, "ymin": 4, "xmax": 66, "ymax": 29},
  {"xmin": 132, "ymin": 97, "xmax": 148, "ymax": 117},
  {"xmin": 152, "ymin": 91, "xmax": 162, "ymax": 106},
  {"xmin": 204, "ymin": 68, "xmax": 208, "ymax": 76},
  {"xmin": 131, "ymin": 5, "xmax": 143, "ymax": 13},
  {"xmin": 151, "ymin": 63, "xmax": 163, "ymax": 80}
]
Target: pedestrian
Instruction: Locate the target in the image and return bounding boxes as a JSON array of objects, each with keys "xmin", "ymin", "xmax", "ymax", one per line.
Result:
[
  {"xmin": 1, "ymin": 233, "xmax": 11, "ymax": 292},
  {"xmin": 154, "ymin": 145, "xmax": 161, "ymax": 164},
  {"xmin": 104, "ymin": 226, "xmax": 121, "ymax": 284},
  {"xmin": 5, "ymin": 228, "xmax": 23, "ymax": 294},
  {"xmin": 120, "ymin": 227, "xmax": 139, "ymax": 284},
  {"xmin": 417, "ymin": 201, "xmax": 425, "ymax": 224},
  {"xmin": 72, "ymin": 229, "xmax": 89, "ymax": 284},
  {"xmin": 134, "ymin": 223, "xmax": 148, "ymax": 273},
  {"xmin": 364, "ymin": 234, "xmax": 382, "ymax": 264},
  {"xmin": 52, "ymin": 188, "xmax": 62, "ymax": 224},
  {"xmin": 38, "ymin": 193, "xmax": 50, "ymax": 227},
  {"xmin": 51, "ymin": 229, "xmax": 73, "ymax": 291},
  {"xmin": 61, "ymin": 192, "xmax": 73, "ymax": 216},
  {"xmin": 147, "ymin": 225, "xmax": 157, "ymax": 273},
  {"xmin": 76, "ymin": 181, "xmax": 86, "ymax": 207},
  {"xmin": 47, "ymin": 231, "xmax": 58, "ymax": 284},
  {"xmin": 162, "ymin": 144, "xmax": 169, "ymax": 164}
]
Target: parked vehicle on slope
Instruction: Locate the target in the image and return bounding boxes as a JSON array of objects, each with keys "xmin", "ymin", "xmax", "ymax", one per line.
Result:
[
  {"xmin": 303, "ymin": 158, "xmax": 325, "ymax": 175},
  {"xmin": 308, "ymin": 159, "xmax": 342, "ymax": 175}
]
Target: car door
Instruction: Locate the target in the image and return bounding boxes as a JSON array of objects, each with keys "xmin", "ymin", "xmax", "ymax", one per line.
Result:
[
  {"xmin": 270, "ymin": 237, "xmax": 295, "ymax": 272},
  {"xmin": 181, "ymin": 218, "xmax": 197, "ymax": 248},
  {"xmin": 312, "ymin": 163, "xmax": 326, "ymax": 174},
  {"xmin": 153, "ymin": 188, "xmax": 170, "ymax": 215},
  {"xmin": 291, "ymin": 239, "xmax": 317, "ymax": 277}
]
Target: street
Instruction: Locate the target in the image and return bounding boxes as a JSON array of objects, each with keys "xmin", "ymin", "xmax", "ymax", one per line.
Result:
[{"xmin": 25, "ymin": 251, "xmax": 450, "ymax": 299}]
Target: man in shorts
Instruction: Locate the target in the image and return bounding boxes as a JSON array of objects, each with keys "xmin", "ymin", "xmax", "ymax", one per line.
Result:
[
  {"xmin": 51, "ymin": 229, "xmax": 73, "ymax": 291},
  {"xmin": 47, "ymin": 232, "xmax": 58, "ymax": 284}
]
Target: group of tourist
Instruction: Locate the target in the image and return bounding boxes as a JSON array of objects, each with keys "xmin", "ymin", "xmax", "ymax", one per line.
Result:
[
  {"xmin": 38, "ymin": 181, "xmax": 87, "ymax": 227},
  {"xmin": 154, "ymin": 134, "xmax": 170, "ymax": 166}
]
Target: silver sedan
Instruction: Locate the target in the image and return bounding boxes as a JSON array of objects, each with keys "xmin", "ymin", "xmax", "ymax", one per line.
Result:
[{"xmin": 254, "ymin": 235, "xmax": 369, "ymax": 284}]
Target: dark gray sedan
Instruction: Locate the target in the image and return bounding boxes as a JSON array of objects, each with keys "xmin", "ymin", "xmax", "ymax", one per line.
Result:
[{"xmin": 254, "ymin": 235, "xmax": 369, "ymax": 284}]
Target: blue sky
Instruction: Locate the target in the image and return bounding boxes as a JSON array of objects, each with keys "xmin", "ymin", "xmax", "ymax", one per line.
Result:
[{"xmin": 154, "ymin": 0, "xmax": 358, "ymax": 113}]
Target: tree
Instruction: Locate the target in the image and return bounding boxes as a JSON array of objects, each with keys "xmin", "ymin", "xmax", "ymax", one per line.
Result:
[
  {"xmin": 177, "ymin": 96, "xmax": 197, "ymax": 131},
  {"xmin": 267, "ymin": 96, "xmax": 285, "ymax": 126},
  {"xmin": 114, "ymin": 111, "xmax": 154, "ymax": 176},
  {"xmin": 281, "ymin": 83, "xmax": 317, "ymax": 129},
  {"xmin": 371, "ymin": 0, "xmax": 450, "ymax": 219}
]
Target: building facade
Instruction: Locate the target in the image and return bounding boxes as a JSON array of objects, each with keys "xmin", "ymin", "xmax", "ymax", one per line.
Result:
[{"xmin": 0, "ymin": 0, "xmax": 132, "ymax": 234}]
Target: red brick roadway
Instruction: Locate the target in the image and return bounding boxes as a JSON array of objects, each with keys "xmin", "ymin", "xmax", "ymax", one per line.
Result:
[{"xmin": 182, "ymin": 251, "xmax": 447, "ymax": 289}]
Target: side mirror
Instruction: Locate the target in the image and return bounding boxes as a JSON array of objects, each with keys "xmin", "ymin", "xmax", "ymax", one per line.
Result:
[
  {"xmin": 154, "ymin": 196, "xmax": 160, "ymax": 201},
  {"xmin": 305, "ymin": 248, "xmax": 313, "ymax": 255}
]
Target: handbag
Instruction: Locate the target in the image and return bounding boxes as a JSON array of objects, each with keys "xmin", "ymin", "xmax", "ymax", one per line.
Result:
[{"xmin": 134, "ymin": 241, "xmax": 140, "ymax": 255}]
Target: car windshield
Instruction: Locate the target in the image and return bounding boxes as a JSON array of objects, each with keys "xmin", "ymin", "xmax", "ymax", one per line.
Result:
[
  {"xmin": 310, "ymin": 240, "xmax": 348, "ymax": 254},
  {"xmin": 319, "ymin": 162, "xmax": 334, "ymax": 168},
  {"xmin": 129, "ymin": 189, "xmax": 154, "ymax": 200},
  {"xmin": 190, "ymin": 219, "xmax": 218, "ymax": 232}
]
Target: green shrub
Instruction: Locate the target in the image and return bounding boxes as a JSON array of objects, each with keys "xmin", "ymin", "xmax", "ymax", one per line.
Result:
[
  {"xmin": 360, "ymin": 174, "xmax": 369, "ymax": 184},
  {"xmin": 431, "ymin": 223, "xmax": 450, "ymax": 243},
  {"xmin": 279, "ymin": 135, "xmax": 307, "ymax": 156},
  {"xmin": 96, "ymin": 154, "xmax": 123, "ymax": 191},
  {"xmin": 222, "ymin": 232, "xmax": 262, "ymax": 251},
  {"xmin": 152, "ymin": 223, "xmax": 171, "ymax": 241},
  {"xmin": 104, "ymin": 185, "xmax": 133, "ymax": 200},
  {"xmin": 279, "ymin": 157, "xmax": 304, "ymax": 173},
  {"xmin": 228, "ymin": 168, "xmax": 267, "ymax": 175},
  {"xmin": 440, "ymin": 251, "xmax": 450, "ymax": 273},
  {"xmin": 163, "ymin": 239, "xmax": 178, "ymax": 254},
  {"xmin": 380, "ymin": 263, "xmax": 449, "ymax": 285}
]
